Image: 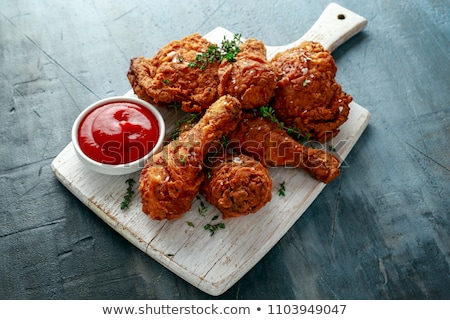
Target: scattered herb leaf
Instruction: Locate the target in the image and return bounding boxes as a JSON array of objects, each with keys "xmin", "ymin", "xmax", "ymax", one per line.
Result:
[
  {"xmin": 204, "ymin": 222, "xmax": 225, "ymax": 236},
  {"xmin": 187, "ymin": 221, "xmax": 195, "ymax": 228},
  {"xmin": 259, "ymin": 105, "xmax": 310, "ymax": 142},
  {"xmin": 206, "ymin": 168, "xmax": 212, "ymax": 180},
  {"xmin": 220, "ymin": 135, "xmax": 229, "ymax": 148},
  {"xmin": 278, "ymin": 181, "xmax": 286, "ymax": 197},
  {"xmin": 120, "ymin": 178, "xmax": 136, "ymax": 209},
  {"xmin": 196, "ymin": 195, "xmax": 208, "ymax": 216},
  {"xmin": 171, "ymin": 112, "xmax": 200, "ymax": 141}
]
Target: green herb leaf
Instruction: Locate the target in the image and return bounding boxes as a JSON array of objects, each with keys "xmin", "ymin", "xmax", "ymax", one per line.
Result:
[
  {"xmin": 189, "ymin": 34, "xmax": 242, "ymax": 70},
  {"xmin": 196, "ymin": 195, "xmax": 208, "ymax": 216},
  {"xmin": 204, "ymin": 222, "xmax": 225, "ymax": 236},
  {"xmin": 170, "ymin": 112, "xmax": 200, "ymax": 141},
  {"xmin": 258, "ymin": 105, "xmax": 310, "ymax": 142},
  {"xmin": 220, "ymin": 135, "xmax": 229, "ymax": 148},
  {"xmin": 120, "ymin": 178, "xmax": 136, "ymax": 209},
  {"xmin": 278, "ymin": 181, "xmax": 286, "ymax": 197}
]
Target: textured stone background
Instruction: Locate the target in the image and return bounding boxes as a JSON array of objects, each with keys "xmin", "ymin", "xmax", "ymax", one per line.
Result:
[{"xmin": 1, "ymin": 0, "xmax": 449, "ymax": 299}]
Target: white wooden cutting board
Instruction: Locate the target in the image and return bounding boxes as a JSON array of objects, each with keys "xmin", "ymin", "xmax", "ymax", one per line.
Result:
[{"xmin": 51, "ymin": 3, "xmax": 369, "ymax": 296}]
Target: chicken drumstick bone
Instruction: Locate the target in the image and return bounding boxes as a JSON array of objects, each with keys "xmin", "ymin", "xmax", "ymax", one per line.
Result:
[{"xmin": 139, "ymin": 95, "xmax": 242, "ymax": 220}]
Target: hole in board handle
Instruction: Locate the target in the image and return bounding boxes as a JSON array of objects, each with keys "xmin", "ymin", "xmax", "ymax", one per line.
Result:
[{"xmin": 337, "ymin": 14, "xmax": 346, "ymax": 20}]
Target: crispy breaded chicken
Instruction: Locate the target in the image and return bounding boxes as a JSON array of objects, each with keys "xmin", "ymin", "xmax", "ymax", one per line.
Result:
[
  {"xmin": 128, "ymin": 33, "xmax": 220, "ymax": 113},
  {"xmin": 271, "ymin": 41, "xmax": 352, "ymax": 142},
  {"xmin": 202, "ymin": 154, "xmax": 272, "ymax": 219},
  {"xmin": 139, "ymin": 96, "xmax": 242, "ymax": 220},
  {"xmin": 228, "ymin": 114, "xmax": 341, "ymax": 183},
  {"xmin": 218, "ymin": 38, "xmax": 279, "ymax": 109}
]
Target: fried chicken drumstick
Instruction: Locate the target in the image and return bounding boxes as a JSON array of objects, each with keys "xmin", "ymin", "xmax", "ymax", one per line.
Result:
[
  {"xmin": 218, "ymin": 38, "xmax": 279, "ymax": 109},
  {"xmin": 271, "ymin": 41, "xmax": 352, "ymax": 142},
  {"xmin": 202, "ymin": 154, "xmax": 272, "ymax": 219},
  {"xmin": 139, "ymin": 95, "xmax": 242, "ymax": 220},
  {"xmin": 228, "ymin": 114, "xmax": 341, "ymax": 183}
]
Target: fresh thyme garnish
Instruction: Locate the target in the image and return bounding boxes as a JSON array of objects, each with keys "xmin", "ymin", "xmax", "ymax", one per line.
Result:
[
  {"xmin": 196, "ymin": 195, "xmax": 208, "ymax": 216},
  {"xmin": 188, "ymin": 34, "xmax": 242, "ymax": 70},
  {"xmin": 206, "ymin": 169, "xmax": 212, "ymax": 180},
  {"xmin": 120, "ymin": 178, "xmax": 136, "ymax": 209},
  {"xmin": 259, "ymin": 105, "xmax": 310, "ymax": 141},
  {"xmin": 170, "ymin": 110, "xmax": 200, "ymax": 141},
  {"xmin": 220, "ymin": 34, "xmax": 242, "ymax": 62},
  {"xmin": 220, "ymin": 135, "xmax": 229, "ymax": 148},
  {"xmin": 259, "ymin": 104, "xmax": 282, "ymax": 125},
  {"xmin": 278, "ymin": 181, "xmax": 286, "ymax": 197},
  {"xmin": 187, "ymin": 221, "xmax": 195, "ymax": 228},
  {"xmin": 204, "ymin": 216, "xmax": 225, "ymax": 236}
]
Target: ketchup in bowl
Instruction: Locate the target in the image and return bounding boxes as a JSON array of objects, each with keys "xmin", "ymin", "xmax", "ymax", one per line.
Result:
[
  {"xmin": 78, "ymin": 101, "xmax": 159, "ymax": 164},
  {"xmin": 72, "ymin": 96, "xmax": 165, "ymax": 175}
]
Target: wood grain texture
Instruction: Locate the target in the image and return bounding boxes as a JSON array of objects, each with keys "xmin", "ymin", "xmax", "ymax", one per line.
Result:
[{"xmin": 1, "ymin": 0, "xmax": 449, "ymax": 299}]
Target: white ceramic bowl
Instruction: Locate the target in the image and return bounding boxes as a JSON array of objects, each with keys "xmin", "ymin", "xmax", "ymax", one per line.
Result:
[{"xmin": 72, "ymin": 96, "xmax": 165, "ymax": 175}]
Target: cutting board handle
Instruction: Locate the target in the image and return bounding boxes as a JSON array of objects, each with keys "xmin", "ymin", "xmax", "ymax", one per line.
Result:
[
  {"xmin": 208, "ymin": 3, "xmax": 367, "ymax": 58},
  {"xmin": 298, "ymin": 2, "xmax": 367, "ymax": 52}
]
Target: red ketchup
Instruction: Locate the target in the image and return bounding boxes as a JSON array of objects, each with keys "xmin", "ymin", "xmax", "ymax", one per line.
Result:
[{"xmin": 78, "ymin": 101, "xmax": 160, "ymax": 165}]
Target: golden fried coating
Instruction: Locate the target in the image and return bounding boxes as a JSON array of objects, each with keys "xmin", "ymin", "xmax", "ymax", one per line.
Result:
[
  {"xmin": 139, "ymin": 96, "xmax": 242, "ymax": 220},
  {"xmin": 228, "ymin": 114, "xmax": 341, "ymax": 183},
  {"xmin": 271, "ymin": 41, "xmax": 352, "ymax": 142},
  {"xmin": 127, "ymin": 33, "xmax": 220, "ymax": 113},
  {"xmin": 218, "ymin": 39, "xmax": 279, "ymax": 109},
  {"xmin": 202, "ymin": 154, "xmax": 272, "ymax": 219}
]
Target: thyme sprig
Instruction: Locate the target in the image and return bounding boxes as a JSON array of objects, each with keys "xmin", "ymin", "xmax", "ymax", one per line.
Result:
[
  {"xmin": 220, "ymin": 135, "xmax": 229, "ymax": 148},
  {"xmin": 169, "ymin": 103, "xmax": 200, "ymax": 141},
  {"xmin": 120, "ymin": 178, "xmax": 136, "ymax": 209},
  {"xmin": 220, "ymin": 33, "xmax": 242, "ymax": 62},
  {"xmin": 204, "ymin": 215, "xmax": 225, "ymax": 236},
  {"xmin": 259, "ymin": 105, "xmax": 310, "ymax": 142},
  {"xmin": 188, "ymin": 34, "xmax": 242, "ymax": 70}
]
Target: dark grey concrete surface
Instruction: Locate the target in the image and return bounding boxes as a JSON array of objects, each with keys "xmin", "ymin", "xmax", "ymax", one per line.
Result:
[{"xmin": 1, "ymin": 0, "xmax": 449, "ymax": 299}]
